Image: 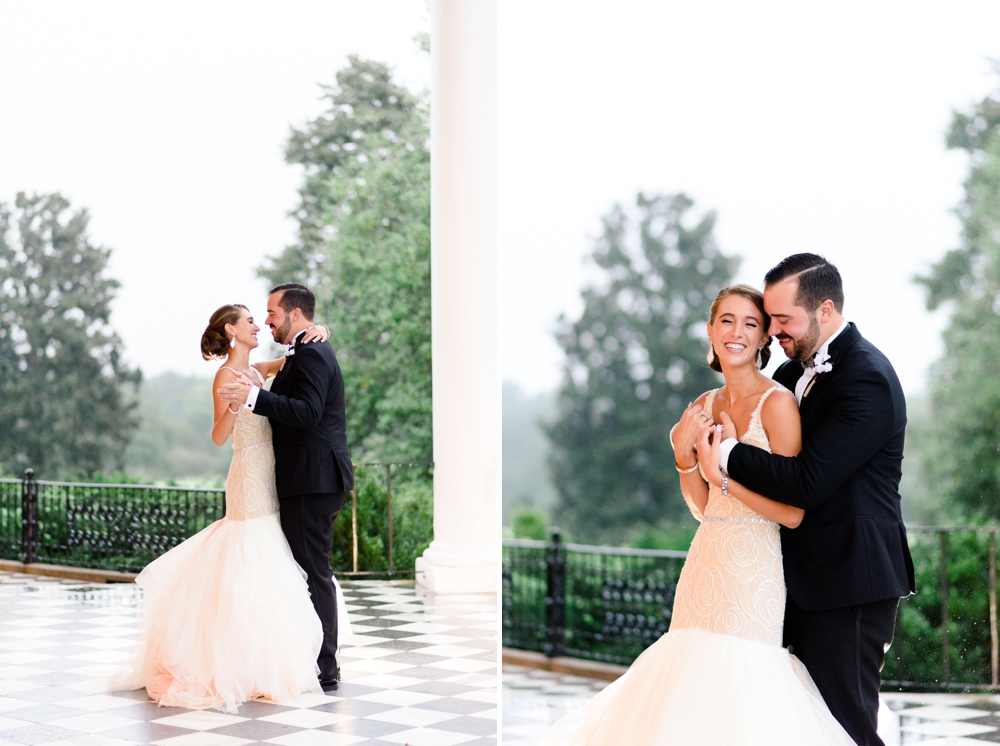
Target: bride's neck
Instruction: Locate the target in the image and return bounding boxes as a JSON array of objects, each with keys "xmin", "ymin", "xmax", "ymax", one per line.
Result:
[
  {"xmin": 224, "ymin": 349, "xmax": 251, "ymax": 371},
  {"xmin": 721, "ymin": 362, "xmax": 760, "ymax": 402}
]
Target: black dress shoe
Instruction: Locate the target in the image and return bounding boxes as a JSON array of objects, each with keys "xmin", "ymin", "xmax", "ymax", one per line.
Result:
[{"xmin": 319, "ymin": 677, "xmax": 338, "ymax": 691}]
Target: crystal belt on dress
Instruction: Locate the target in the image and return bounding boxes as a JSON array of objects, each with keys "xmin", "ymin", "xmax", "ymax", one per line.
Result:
[
  {"xmin": 702, "ymin": 515, "xmax": 777, "ymax": 525},
  {"xmin": 234, "ymin": 442, "xmax": 270, "ymax": 454}
]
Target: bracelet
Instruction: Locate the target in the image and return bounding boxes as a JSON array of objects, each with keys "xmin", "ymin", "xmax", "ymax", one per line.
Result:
[
  {"xmin": 721, "ymin": 467, "xmax": 729, "ymax": 498},
  {"xmin": 319, "ymin": 324, "xmax": 329, "ymax": 338},
  {"xmin": 228, "ymin": 404, "xmax": 241, "ymax": 414},
  {"xmin": 675, "ymin": 461, "xmax": 699, "ymax": 474}
]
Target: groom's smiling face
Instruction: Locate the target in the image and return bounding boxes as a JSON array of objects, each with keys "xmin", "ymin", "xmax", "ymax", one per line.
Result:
[
  {"xmin": 266, "ymin": 292, "xmax": 294, "ymax": 345},
  {"xmin": 764, "ymin": 278, "xmax": 821, "ymax": 363}
]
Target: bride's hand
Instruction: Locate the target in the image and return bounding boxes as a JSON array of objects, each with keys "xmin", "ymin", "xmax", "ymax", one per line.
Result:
[
  {"xmin": 671, "ymin": 402, "xmax": 714, "ymax": 465},
  {"xmin": 697, "ymin": 424, "xmax": 724, "ymax": 488},
  {"xmin": 302, "ymin": 324, "xmax": 330, "ymax": 344}
]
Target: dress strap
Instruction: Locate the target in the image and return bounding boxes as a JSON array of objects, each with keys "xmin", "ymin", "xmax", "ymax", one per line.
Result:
[
  {"xmin": 219, "ymin": 365, "xmax": 263, "ymax": 385},
  {"xmin": 704, "ymin": 387, "xmax": 720, "ymax": 413},
  {"xmin": 749, "ymin": 386, "xmax": 779, "ymax": 429}
]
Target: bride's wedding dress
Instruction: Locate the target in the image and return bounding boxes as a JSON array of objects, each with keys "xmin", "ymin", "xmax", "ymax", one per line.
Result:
[
  {"xmin": 109, "ymin": 368, "xmax": 350, "ymax": 713},
  {"xmin": 543, "ymin": 388, "xmax": 855, "ymax": 745}
]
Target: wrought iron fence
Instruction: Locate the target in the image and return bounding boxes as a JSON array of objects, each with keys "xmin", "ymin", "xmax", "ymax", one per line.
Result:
[
  {"xmin": 503, "ymin": 530, "xmax": 687, "ymax": 665},
  {"xmin": 503, "ymin": 527, "xmax": 1000, "ymax": 692},
  {"xmin": 882, "ymin": 527, "xmax": 1000, "ymax": 692},
  {"xmin": 0, "ymin": 463, "xmax": 432, "ymax": 577}
]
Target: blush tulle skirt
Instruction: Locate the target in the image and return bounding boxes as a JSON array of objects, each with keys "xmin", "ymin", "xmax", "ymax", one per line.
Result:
[
  {"xmin": 541, "ymin": 626, "xmax": 858, "ymax": 746},
  {"xmin": 108, "ymin": 512, "xmax": 348, "ymax": 713}
]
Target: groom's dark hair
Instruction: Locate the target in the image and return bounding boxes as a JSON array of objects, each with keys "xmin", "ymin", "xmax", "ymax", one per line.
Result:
[
  {"xmin": 764, "ymin": 253, "xmax": 844, "ymax": 314},
  {"xmin": 270, "ymin": 282, "xmax": 316, "ymax": 321}
]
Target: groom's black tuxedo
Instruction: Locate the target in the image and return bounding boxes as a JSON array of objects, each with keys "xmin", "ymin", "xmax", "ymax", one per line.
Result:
[
  {"xmin": 251, "ymin": 334, "xmax": 353, "ymax": 683},
  {"xmin": 255, "ymin": 337, "xmax": 354, "ymax": 499},
  {"xmin": 727, "ymin": 322, "xmax": 915, "ymax": 746},
  {"xmin": 728, "ymin": 323, "xmax": 915, "ymax": 610}
]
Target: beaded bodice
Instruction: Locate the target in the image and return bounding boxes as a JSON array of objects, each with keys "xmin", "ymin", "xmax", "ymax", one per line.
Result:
[
  {"xmin": 671, "ymin": 386, "xmax": 785, "ymax": 646},
  {"xmin": 223, "ymin": 367, "xmax": 279, "ymax": 522}
]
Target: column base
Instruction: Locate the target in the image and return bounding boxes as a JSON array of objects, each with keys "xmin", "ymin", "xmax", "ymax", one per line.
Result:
[{"xmin": 415, "ymin": 541, "xmax": 497, "ymax": 595}]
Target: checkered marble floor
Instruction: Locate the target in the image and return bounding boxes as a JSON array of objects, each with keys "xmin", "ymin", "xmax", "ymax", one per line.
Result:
[
  {"xmin": 0, "ymin": 571, "xmax": 496, "ymax": 745},
  {"xmin": 503, "ymin": 665, "xmax": 1000, "ymax": 744}
]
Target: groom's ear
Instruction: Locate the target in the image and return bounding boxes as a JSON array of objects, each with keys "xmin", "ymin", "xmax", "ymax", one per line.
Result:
[{"xmin": 817, "ymin": 299, "xmax": 836, "ymax": 324}]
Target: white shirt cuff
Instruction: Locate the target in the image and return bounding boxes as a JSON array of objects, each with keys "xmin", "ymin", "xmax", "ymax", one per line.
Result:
[
  {"xmin": 245, "ymin": 385, "xmax": 261, "ymax": 410},
  {"xmin": 719, "ymin": 438, "xmax": 738, "ymax": 473}
]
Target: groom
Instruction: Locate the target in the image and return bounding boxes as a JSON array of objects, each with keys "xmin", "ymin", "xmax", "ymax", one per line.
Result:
[
  {"xmin": 709, "ymin": 254, "xmax": 915, "ymax": 746},
  {"xmin": 220, "ymin": 282, "xmax": 353, "ymax": 691}
]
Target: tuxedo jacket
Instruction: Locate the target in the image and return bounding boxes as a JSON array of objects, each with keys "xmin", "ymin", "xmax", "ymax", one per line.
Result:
[
  {"xmin": 252, "ymin": 337, "xmax": 354, "ymax": 499},
  {"xmin": 727, "ymin": 323, "xmax": 915, "ymax": 611}
]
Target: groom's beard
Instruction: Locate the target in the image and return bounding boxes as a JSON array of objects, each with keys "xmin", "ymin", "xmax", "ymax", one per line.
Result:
[
  {"xmin": 783, "ymin": 314, "xmax": 821, "ymax": 362},
  {"xmin": 272, "ymin": 317, "xmax": 292, "ymax": 345}
]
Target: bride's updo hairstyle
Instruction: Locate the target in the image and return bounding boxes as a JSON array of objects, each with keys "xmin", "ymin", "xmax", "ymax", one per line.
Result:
[
  {"xmin": 706, "ymin": 285, "xmax": 772, "ymax": 372},
  {"xmin": 201, "ymin": 304, "xmax": 249, "ymax": 360}
]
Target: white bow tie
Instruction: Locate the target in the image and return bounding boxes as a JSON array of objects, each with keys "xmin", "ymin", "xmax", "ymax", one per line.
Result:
[{"xmin": 284, "ymin": 343, "xmax": 296, "ymax": 358}]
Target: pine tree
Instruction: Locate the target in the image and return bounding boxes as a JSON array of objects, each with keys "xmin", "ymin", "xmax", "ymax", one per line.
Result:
[{"xmin": 547, "ymin": 193, "xmax": 738, "ymax": 541}]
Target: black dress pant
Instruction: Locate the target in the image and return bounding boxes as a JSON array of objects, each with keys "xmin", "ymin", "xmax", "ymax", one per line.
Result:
[
  {"xmin": 784, "ymin": 595, "xmax": 899, "ymax": 746},
  {"xmin": 279, "ymin": 492, "xmax": 349, "ymax": 681}
]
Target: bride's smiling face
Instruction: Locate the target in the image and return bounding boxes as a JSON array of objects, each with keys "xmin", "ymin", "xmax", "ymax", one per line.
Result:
[
  {"xmin": 226, "ymin": 309, "xmax": 260, "ymax": 351},
  {"xmin": 707, "ymin": 295, "xmax": 767, "ymax": 370}
]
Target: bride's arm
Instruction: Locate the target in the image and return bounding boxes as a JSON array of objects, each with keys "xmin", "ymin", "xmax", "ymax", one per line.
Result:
[
  {"xmin": 670, "ymin": 396, "xmax": 713, "ymax": 520},
  {"xmin": 697, "ymin": 393, "xmax": 805, "ymax": 528},
  {"xmin": 252, "ymin": 358, "xmax": 284, "ymax": 381},
  {"xmin": 251, "ymin": 324, "xmax": 329, "ymax": 381},
  {"xmin": 211, "ymin": 368, "xmax": 241, "ymax": 446}
]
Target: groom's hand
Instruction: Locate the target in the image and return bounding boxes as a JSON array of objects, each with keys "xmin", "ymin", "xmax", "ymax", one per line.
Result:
[
  {"xmin": 218, "ymin": 380, "xmax": 251, "ymax": 404},
  {"xmin": 718, "ymin": 411, "xmax": 738, "ymax": 442},
  {"xmin": 697, "ymin": 424, "xmax": 724, "ymax": 487}
]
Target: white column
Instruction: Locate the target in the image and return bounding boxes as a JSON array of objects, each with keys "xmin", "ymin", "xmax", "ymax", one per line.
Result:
[{"xmin": 415, "ymin": 0, "xmax": 497, "ymax": 595}]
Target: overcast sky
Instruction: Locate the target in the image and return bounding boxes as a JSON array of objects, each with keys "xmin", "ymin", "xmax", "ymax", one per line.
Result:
[
  {"xmin": 4, "ymin": 2, "xmax": 1000, "ymax": 394},
  {"xmin": 0, "ymin": 0, "xmax": 429, "ymax": 377},
  {"xmin": 499, "ymin": 1, "xmax": 1000, "ymax": 395}
]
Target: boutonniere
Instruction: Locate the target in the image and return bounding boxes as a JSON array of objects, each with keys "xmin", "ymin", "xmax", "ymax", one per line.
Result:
[{"xmin": 813, "ymin": 352, "xmax": 833, "ymax": 375}]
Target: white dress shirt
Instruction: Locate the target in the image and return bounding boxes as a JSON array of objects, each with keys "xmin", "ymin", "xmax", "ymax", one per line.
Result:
[{"xmin": 718, "ymin": 319, "xmax": 849, "ymax": 472}]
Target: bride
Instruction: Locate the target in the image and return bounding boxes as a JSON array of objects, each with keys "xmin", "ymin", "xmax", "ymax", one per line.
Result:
[
  {"xmin": 542, "ymin": 284, "xmax": 855, "ymax": 745},
  {"xmin": 109, "ymin": 303, "xmax": 350, "ymax": 713}
]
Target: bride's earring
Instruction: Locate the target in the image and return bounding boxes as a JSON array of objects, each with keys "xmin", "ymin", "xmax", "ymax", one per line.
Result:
[{"xmin": 230, "ymin": 336, "xmax": 237, "ymax": 349}]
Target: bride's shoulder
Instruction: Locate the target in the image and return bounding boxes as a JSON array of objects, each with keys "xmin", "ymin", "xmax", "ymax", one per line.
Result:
[
  {"xmin": 693, "ymin": 388, "xmax": 720, "ymax": 408},
  {"xmin": 761, "ymin": 385, "xmax": 799, "ymax": 422},
  {"xmin": 213, "ymin": 366, "xmax": 239, "ymax": 383}
]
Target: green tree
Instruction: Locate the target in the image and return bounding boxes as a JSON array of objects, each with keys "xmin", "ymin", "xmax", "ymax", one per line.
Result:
[
  {"xmin": 0, "ymin": 192, "xmax": 140, "ymax": 477},
  {"xmin": 260, "ymin": 56, "xmax": 432, "ymax": 571},
  {"xmin": 547, "ymin": 193, "xmax": 738, "ymax": 543},
  {"xmin": 915, "ymin": 75, "xmax": 1000, "ymax": 522},
  {"xmin": 511, "ymin": 506, "xmax": 551, "ymax": 541},
  {"xmin": 263, "ymin": 55, "xmax": 422, "ymax": 289},
  {"xmin": 259, "ymin": 56, "xmax": 431, "ymax": 466}
]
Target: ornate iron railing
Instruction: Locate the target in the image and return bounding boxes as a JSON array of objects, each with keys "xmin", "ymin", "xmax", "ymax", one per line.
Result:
[
  {"xmin": 882, "ymin": 526, "xmax": 1000, "ymax": 692},
  {"xmin": 503, "ymin": 530, "xmax": 687, "ymax": 665},
  {"xmin": 503, "ymin": 527, "xmax": 1000, "ymax": 692},
  {"xmin": 1, "ymin": 464, "xmax": 432, "ymax": 577}
]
